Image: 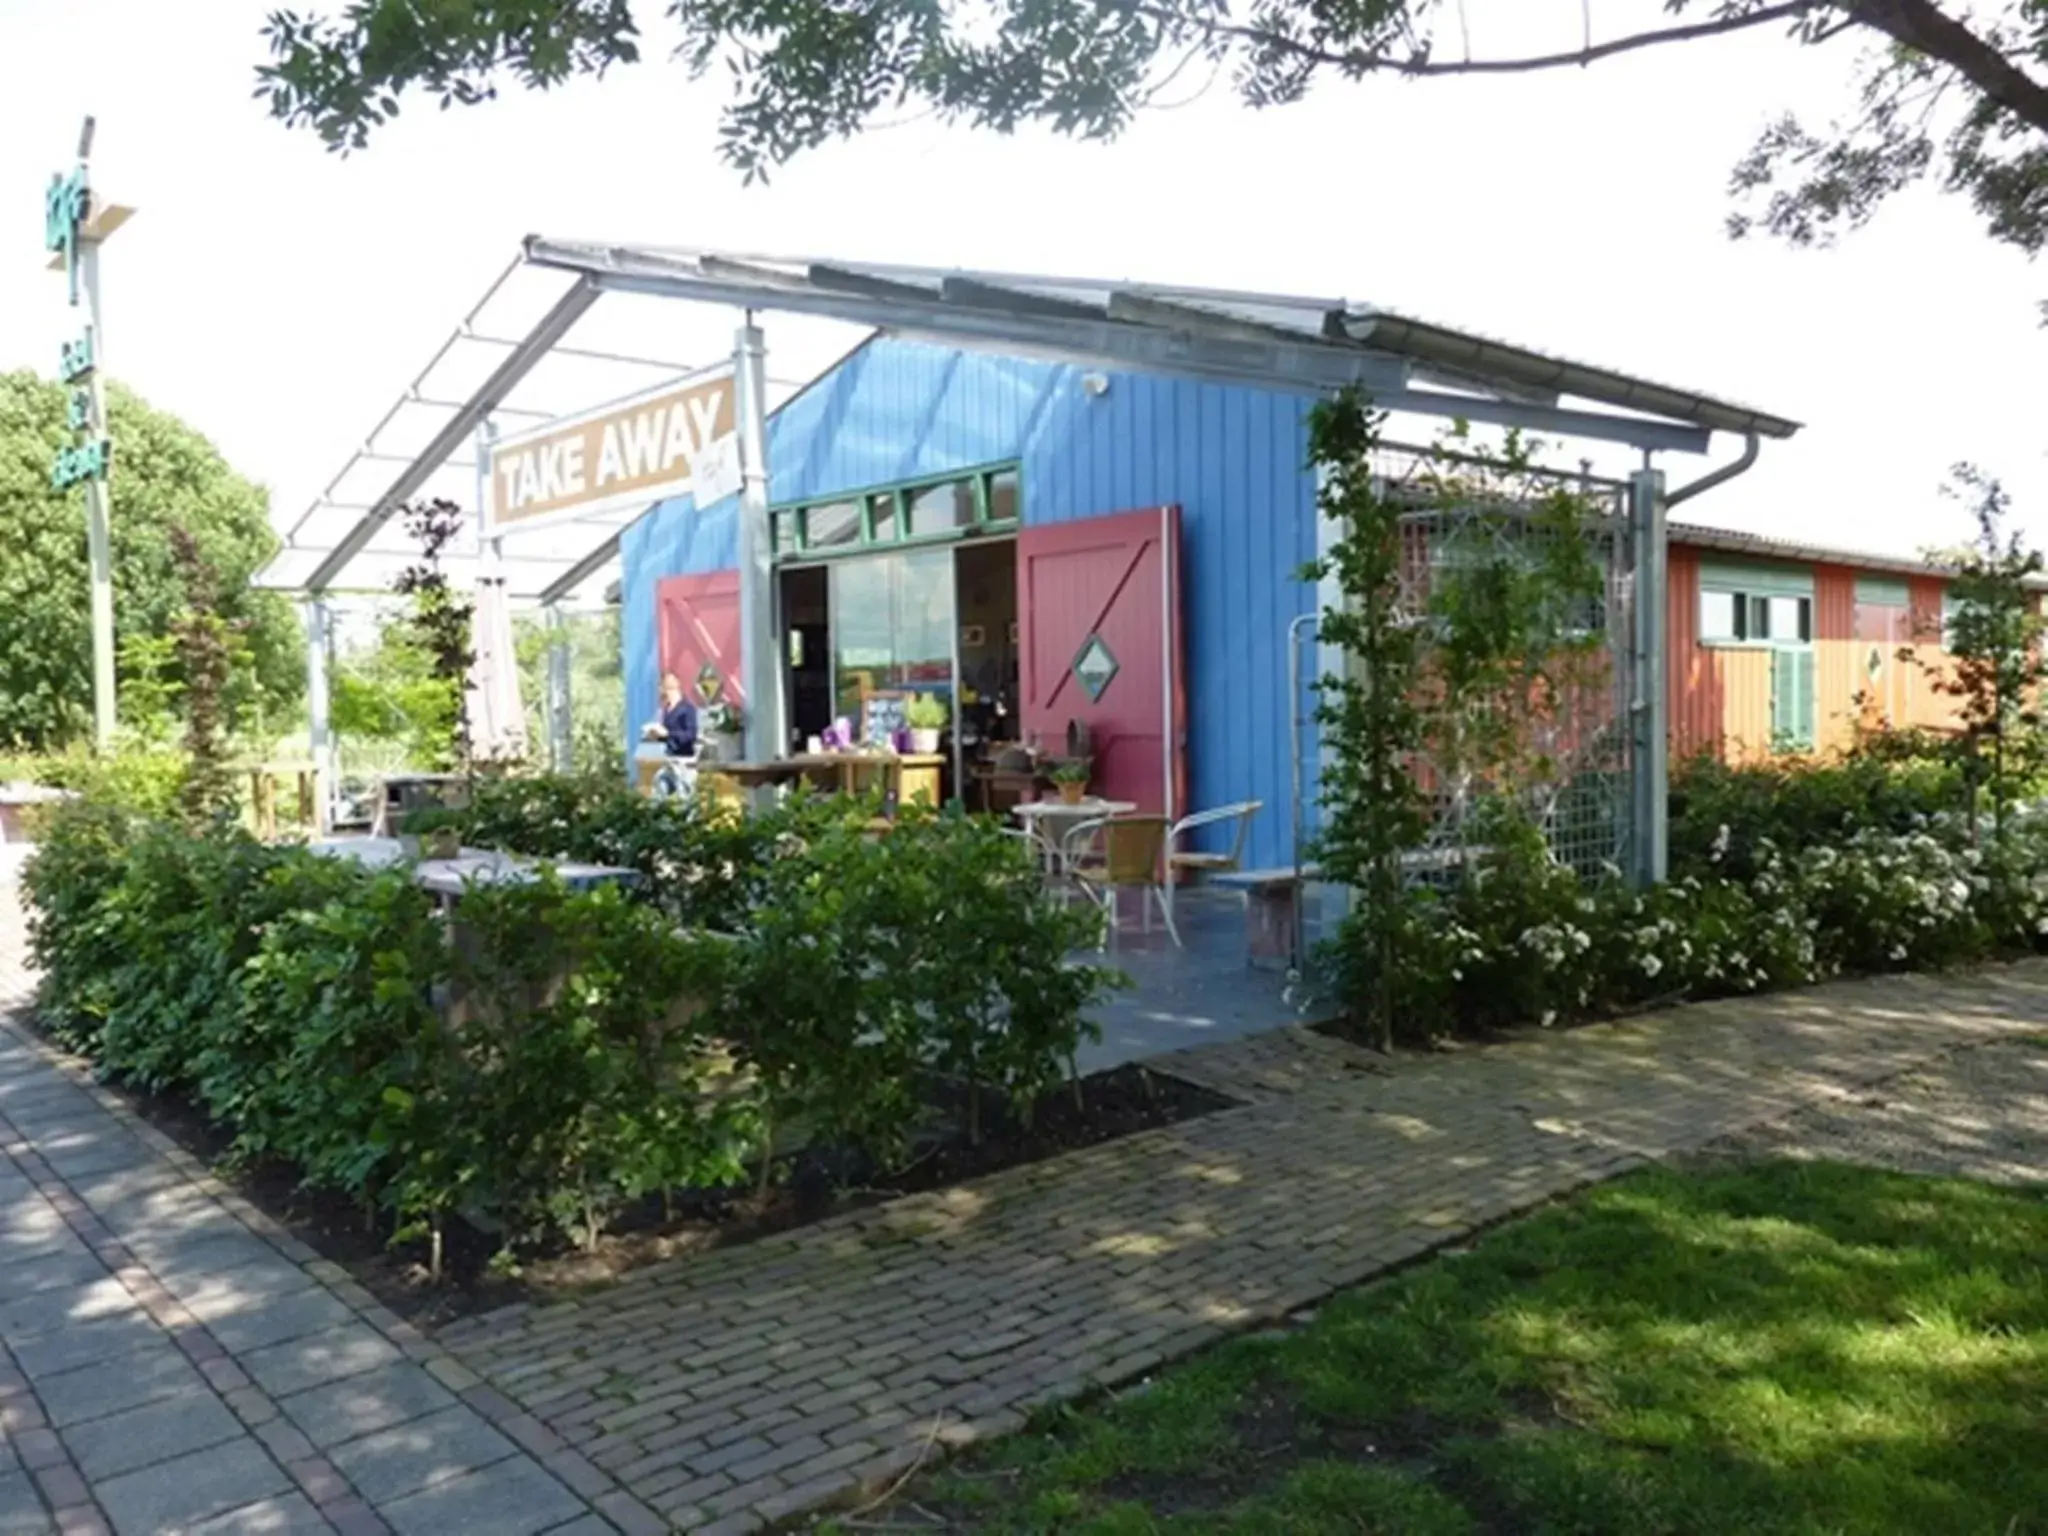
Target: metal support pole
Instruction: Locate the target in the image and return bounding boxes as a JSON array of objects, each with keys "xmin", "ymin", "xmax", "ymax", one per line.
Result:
[
  {"xmin": 734, "ymin": 317, "xmax": 784, "ymax": 759},
  {"xmin": 1628, "ymin": 465, "xmax": 1669, "ymax": 887},
  {"xmin": 545, "ymin": 602, "xmax": 573, "ymax": 773},
  {"xmin": 81, "ymin": 239, "xmax": 116, "ymax": 753},
  {"xmin": 305, "ymin": 598, "xmax": 333, "ymax": 833}
]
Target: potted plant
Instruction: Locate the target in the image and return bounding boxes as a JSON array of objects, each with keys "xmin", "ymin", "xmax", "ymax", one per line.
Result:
[
  {"xmin": 906, "ymin": 693, "xmax": 948, "ymax": 755},
  {"xmin": 1050, "ymin": 760, "xmax": 1090, "ymax": 805},
  {"xmin": 702, "ymin": 699, "xmax": 744, "ymax": 763}
]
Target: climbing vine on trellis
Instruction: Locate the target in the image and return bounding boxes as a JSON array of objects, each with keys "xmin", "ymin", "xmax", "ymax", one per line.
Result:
[{"xmin": 1304, "ymin": 392, "xmax": 1612, "ymax": 1048}]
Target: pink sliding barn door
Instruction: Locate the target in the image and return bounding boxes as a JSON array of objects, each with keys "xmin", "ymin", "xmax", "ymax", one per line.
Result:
[
  {"xmin": 657, "ymin": 571, "xmax": 745, "ymax": 710},
  {"xmin": 1015, "ymin": 506, "xmax": 1187, "ymax": 821}
]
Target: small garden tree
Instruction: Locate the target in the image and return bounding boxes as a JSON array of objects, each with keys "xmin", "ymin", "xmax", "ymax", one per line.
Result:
[
  {"xmin": 1912, "ymin": 465, "xmax": 2046, "ymax": 842},
  {"xmin": 391, "ymin": 498, "xmax": 475, "ymax": 774},
  {"xmin": 168, "ymin": 525, "xmax": 243, "ymax": 828}
]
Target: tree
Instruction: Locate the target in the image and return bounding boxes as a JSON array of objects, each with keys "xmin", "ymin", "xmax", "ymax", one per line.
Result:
[
  {"xmin": 168, "ymin": 526, "xmax": 242, "ymax": 827},
  {"xmin": 1910, "ymin": 465, "xmax": 2046, "ymax": 841},
  {"xmin": 392, "ymin": 498, "xmax": 476, "ymax": 774},
  {"xmin": 0, "ymin": 371, "xmax": 303, "ymax": 752},
  {"xmin": 257, "ymin": 2, "xmax": 2046, "ymax": 260}
]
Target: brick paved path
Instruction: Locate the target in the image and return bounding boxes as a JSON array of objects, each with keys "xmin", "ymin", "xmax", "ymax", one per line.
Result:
[
  {"xmin": 441, "ymin": 967, "xmax": 2048, "ymax": 1531},
  {"xmin": 0, "ymin": 851, "xmax": 665, "ymax": 1536},
  {"xmin": 10, "ymin": 848, "xmax": 2048, "ymax": 1534}
]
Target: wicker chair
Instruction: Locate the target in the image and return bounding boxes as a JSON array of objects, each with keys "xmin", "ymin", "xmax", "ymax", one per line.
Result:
[{"xmin": 1061, "ymin": 815, "xmax": 1179, "ymax": 950}]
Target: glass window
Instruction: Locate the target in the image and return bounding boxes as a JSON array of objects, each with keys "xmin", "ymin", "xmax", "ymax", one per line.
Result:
[
  {"xmin": 830, "ymin": 549, "xmax": 958, "ymax": 727},
  {"xmin": 1767, "ymin": 595, "xmax": 1810, "ymax": 644},
  {"xmin": 1701, "ymin": 589, "xmax": 1741, "ymax": 642},
  {"xmin": 985, "ymin": 469, "xmax": 1019, "ymax": 525},
  {"xmin": 804, "ymin": 501, "xmax": 861, "ymax": 550},
  {"xmin": 868, "ymin": 492, "xmax": 898, "ymax": 542},
  {"xmin": 904, "ymin": 479, "xmax": 976, "ymax": 537}
]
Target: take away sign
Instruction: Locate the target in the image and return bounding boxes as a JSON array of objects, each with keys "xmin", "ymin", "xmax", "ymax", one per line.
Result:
[{"xmin": 483, "ymin": 363, "xmax": 739, "ymax": 536}]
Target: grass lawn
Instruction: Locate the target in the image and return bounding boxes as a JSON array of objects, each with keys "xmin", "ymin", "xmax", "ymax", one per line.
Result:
[{"xmin": 856, "ymin": 1160, "xmax": 2048, "ymax": 1535}]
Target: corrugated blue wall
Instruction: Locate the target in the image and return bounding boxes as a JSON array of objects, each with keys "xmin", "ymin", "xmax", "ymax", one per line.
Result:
[
  {"xmin": 1018, "ymin": 375, "xmax": 1316, "ymax": 870},
  {"xmin": 619, "ymin": 337, "xmax": 1319, "ymax": 867}
]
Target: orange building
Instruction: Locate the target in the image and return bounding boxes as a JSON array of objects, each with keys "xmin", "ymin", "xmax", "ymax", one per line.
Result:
[{"xmin": 1664, "ymin": 524, "xmax": 2011, "ymax": 763}]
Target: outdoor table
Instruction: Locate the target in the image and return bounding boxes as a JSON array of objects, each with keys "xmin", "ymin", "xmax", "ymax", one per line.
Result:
[
  {"xmin": 308, "ymin": 837, "xmax": 640, "ymax": 907},
  {"xmin": 1011, "ymin": 797, "xmax": 1138, "ymax": 875},
  {"xmin": 0, "ymin": 784, "xmax": 76, "ymax": 845}
]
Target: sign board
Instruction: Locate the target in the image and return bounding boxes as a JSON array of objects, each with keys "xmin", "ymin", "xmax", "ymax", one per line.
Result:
[
  {"xmin": 45, "ymin": 161, "xmax": 108, "ymax": 490},
  {"xmin": 483, "ymin": 364, "xmax": 737, "ymax": 537},
  {"xmin": 862, "ymin": 691, "xmax": 911, "ymax": 749}
]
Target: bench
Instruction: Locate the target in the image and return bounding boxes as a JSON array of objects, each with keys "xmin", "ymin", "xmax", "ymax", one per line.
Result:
[
  {"xmin": 1212, "ymin": 846, "xmax": 1488, "ymax": 970},
  {"xmin": 1213, "ymin": 864, "xmax": 1322, "ymax": 971}
]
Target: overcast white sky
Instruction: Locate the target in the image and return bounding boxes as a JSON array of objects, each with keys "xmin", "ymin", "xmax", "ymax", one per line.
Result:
[{"xmin": 4, "ymin": 0, "xmax": 2044, "ymax": 568}]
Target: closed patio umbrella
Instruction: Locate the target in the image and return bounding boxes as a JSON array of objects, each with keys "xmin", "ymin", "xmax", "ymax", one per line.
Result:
[{"xmin": 465, "ymin": 576, "xmax": 529, "ymax": 764}]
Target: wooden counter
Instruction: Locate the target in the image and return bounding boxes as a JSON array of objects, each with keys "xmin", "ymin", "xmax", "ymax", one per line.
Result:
[{"xmin": 704, "ymin": 752, "xmax": 946, "ymax": 809}]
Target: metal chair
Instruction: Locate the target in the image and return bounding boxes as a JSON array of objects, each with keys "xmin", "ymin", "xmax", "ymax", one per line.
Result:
[
  {"xmin": 1168, "ymin": 800, "xmax": 1263, "ymax": 884},
  {"xmin": 1062, "ymin": 815, "xmax": 1179, "ymax": 950}
]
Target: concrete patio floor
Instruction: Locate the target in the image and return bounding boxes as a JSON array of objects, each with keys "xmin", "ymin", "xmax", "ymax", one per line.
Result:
[{"xmin": 1075, "ymin": 885, "xmax": 1340, "ymax": 1074}]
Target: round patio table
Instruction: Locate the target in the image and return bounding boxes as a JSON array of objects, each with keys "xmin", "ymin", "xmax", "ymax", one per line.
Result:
[{"xmin": 1011, "ymin": 797, "xmax": 1138, "ymax": 875}]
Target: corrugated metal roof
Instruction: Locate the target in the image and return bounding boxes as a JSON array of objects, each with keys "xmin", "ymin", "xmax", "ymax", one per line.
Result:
[
  {"xmin": 1667, "ymin": 521, "xmax": 2048, "ymax": 587},
  {"xmin": 523, "ymin": 239, "xmax": 1802, "ymax": 443}
]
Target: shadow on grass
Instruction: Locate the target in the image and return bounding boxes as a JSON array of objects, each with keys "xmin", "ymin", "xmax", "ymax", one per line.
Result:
[{"xmin": 888, "ymin": 1159, "xmax": 2048, "ymax": 1536}]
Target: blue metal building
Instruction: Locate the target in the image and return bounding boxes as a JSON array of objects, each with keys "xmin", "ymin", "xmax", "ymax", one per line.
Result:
[{"xmin": 620, "ymin": 336, "xmax": 1318, "ymax": 869}]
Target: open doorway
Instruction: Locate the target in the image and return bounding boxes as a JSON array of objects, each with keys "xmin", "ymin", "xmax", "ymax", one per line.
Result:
[
  {"xmin": 775, "ymin": 535, "xmax": 1019, "ymax": 803},
  {"xmin": 780, "ymin": 565, "xmax": 830, "ymax": 751},
  {"xmin": 955, "ymin": 537, "xmax": 1020, "ymax": 808}
]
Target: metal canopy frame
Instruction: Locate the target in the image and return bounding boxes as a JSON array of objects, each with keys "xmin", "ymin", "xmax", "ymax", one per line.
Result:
[
  {"xmin": 263, "ymin": 239, "xmax": 1801, "ymax": 606},
  {"xmin": 522, "ymin": 238, "xmax": 1801, "ymax": 450},
  {"xmin": 264, "ymin": 238, "xmax": 1800, "ymax": 859}
]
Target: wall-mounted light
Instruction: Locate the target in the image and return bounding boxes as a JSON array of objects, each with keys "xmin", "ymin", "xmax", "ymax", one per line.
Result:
[{"xmin": 1080, "ymin": 372, "xmax": 1111, "ymax": 398}]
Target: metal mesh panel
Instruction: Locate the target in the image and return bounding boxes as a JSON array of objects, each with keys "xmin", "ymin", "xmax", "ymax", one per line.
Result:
[{"xmin": 1365, "ymin": 445, "xmax": 1637, "ymax": 880}]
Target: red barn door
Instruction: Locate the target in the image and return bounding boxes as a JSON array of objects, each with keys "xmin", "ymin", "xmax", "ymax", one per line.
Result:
[
  {"xmin": 657, "ymin": 571, "xmax": 744, "ymax": 710},
  {"xmin": 1016, "ymin": 506, "xmax": 1186, "ymax": 821}
]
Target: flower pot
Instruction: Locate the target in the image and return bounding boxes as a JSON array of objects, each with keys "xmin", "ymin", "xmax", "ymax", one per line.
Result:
[
  {"xmin": 1058, "ymin": 781, "xmax": 1086, "ymax": 806},
  {"xmin": 909, "ymin": 728, "xmax": 941, "ymax": 755}
]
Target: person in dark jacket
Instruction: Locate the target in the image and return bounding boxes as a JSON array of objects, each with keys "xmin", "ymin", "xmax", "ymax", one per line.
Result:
[
  {"xmin": 650, "ymin": 672, "xmax": 699, "ymax": 800},
  {"xmin": 659, "ymin": 672, "xmax": 698, "ymax": 759}
]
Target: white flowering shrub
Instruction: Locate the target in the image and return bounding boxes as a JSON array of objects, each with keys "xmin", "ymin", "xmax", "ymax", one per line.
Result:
[
  {"xmin": 1332, "ymin": 785, "xmax": 2048, "ymax": 1046},
  {"xmin": 1787, "ymin": 830, "xmax": 1989, "ymax": 976}
]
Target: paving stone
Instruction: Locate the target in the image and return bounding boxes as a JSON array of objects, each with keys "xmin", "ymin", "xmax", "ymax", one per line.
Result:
[
  {"xmin": 93, "ymin": 1437, "xmax": 292, "ymax": 1536},
  {"xmin": 241, "ymin": 1325, "xmax": 402, "ymax": 1401},
  {"xmin": 0, "ymin": 1276, "xmax": 139, "ymax": 1341},
  {"xmin": 326, "ymin": 1405, "xmax": 518, "ymax": 1507},
  {"xmin": 131, "ymin": 1236, "xmax": 298, "ymax": 1295},
  {"xmin": 280, "ymin": 1363, "xmax": 456, "ymax": 1450},
  {"xmin": 202, "ymin": 1288, "xmax": 358, "ymax": 1355},
  {"xmin": 0, "ymin": 1471, "xmax": 53, "ymax": 1535},
  {"xmin": 377, "ymin": 1455, "xmax": 587, "ymax": 1536},
  {"xmin": 185, "ymin": 1492, "xmax": 332, "ymax": 1535},
  {"xmin": 0, "ymin": 1250, "xmax": 109, "ymax": 1301},
  {"xmin": 60, "ymin": 1390, "xmax": 243, "ymax": 1480},
  {"xmin": 11, "ymin": 1309, "xmax": 167, "ymax": 1382},
  {"xmin": 35, "ymin": 1344, "xmax": 205, "ymax": 1428}
]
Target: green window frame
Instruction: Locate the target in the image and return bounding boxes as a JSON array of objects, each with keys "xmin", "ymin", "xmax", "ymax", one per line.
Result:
[
  {"xmin": 772, "ymin": 463, "xmax": 1021, "ymax": 562},
  {"xmin": 1698, "ymin": 561, "xmax": 1814, "ymax": 649}
]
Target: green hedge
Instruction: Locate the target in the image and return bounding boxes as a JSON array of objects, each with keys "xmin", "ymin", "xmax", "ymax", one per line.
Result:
[{"xmin": 22, "ymin": 788, "xmax": 1110, "ymax": 1269}]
